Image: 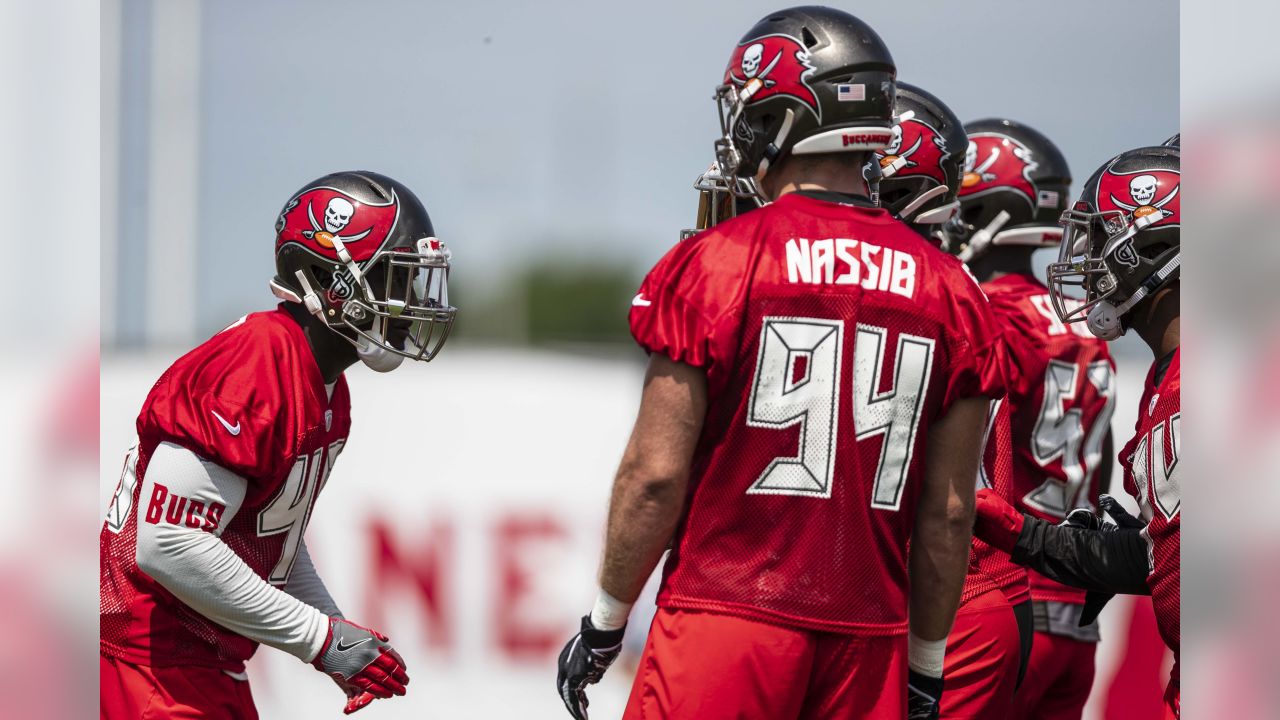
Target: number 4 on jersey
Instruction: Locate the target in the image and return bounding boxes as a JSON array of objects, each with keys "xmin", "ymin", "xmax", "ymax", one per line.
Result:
[
  {"xmin": 1024, "ymin": 360, "xmax": 1116, "ymax": 517},
  {"xmin": 746, "ymin": 317, "xmax": 933, "ymax": 511},
  {"xmin": 258, "ymin": 440, "xmax": 344, "ymax": 584}
]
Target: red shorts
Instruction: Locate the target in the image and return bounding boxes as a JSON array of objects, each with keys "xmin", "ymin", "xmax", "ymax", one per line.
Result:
[
  {"xmin": 1013, "ymin": 631, "xmax": 1096, "ymax": 720},
  {"xmin": 941, "ymin": 586, "xmax": 1020, "ymax": 719},
  {"xmin": 100, "ymin": 653, "xmax": 258, "ymax": 720},
  {"xmin": 623, "ymin": 608, "xmax": 907, "ymax": 719}
]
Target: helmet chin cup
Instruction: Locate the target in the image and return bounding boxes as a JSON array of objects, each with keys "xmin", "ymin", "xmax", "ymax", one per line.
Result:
[
  {"xmin": 1086, "ymin": 302, "xmax": 1123, "ymax": 340},
  {"xmin": 356, "ymin": 329, "xmax": 406, "ymax": 373}
]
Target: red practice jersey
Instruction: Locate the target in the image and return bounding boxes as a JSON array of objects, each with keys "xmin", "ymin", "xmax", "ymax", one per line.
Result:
[
  {"xmin": 100, "ymin": 306, "xmax": 352, "ymax": 672},
  {"xmin": 629, "ymin": 192, "xmax": 1006, "ymax": 635},
  {"xmin": 984, "ymin": 273, "xmax": 1115, "ymax": 605},
  {"xmin": 1122, "ymin": 349, "xmax": 1180, "ymax": 681},
  {"xmin": 970, "ymin": 398, "xmax": 1031, "ymax": 606}
]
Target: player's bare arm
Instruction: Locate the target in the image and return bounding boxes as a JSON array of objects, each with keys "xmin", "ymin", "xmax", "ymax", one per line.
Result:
[
  {"xmin": 598, "ymin": 354, "xmax": 707, "ymax": 604},
  {"xmin": 910, "ymin": 396, "xmax": 986, "ymax": 642},
  {"xmin": 557, "ymin": 354, "xmax": 705, "ymax": 720}
]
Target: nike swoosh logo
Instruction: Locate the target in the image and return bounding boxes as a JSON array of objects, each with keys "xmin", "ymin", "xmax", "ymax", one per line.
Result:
[
  {"xmin": 211, "ymin": 410, "xmax": 241, "ymax": 436},
  {"xmin": 631, "ymin": 294, "xmax": 652, "ymax": 307},
  {"xmin": 335, "ymin": 638, "xmax": 372, "ymax": 653}
]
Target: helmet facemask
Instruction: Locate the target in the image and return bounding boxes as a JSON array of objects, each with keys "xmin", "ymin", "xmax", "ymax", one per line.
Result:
[
  {"xmin": 681, "ymin": 158, "xmax": 766, "ymax": 239},
  {"xmin": 709, "ymin": 81, "xmax": 771, "ymax": 218},
  {"xmin": 277, "ymin": 235, "xmax": 456, "ymax": 366},
  {"xmin": 1046, "ymin": 206, "xmax": 1178, "ymax": 340}
]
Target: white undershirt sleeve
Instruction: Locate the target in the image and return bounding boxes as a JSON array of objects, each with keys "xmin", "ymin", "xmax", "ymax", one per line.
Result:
[
  {"xmin": 285, "ymin": 540, "xmax": 344, "ymax": 618},
  {"xmin": 134, "ymin": 441, "xmax": 329, "ymax": 663}
]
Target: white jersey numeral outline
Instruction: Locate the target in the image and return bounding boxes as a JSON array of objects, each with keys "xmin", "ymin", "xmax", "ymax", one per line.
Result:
[
  {"xmin": 258, "ymin": 439, "xmax": 345, "ymax": 584},
  {"xmin": 1024, "ymin": 360, "xmax": 1116, "ymax": 517},
  {"xmin": 1130, "ymin": 412, "xmax": 1180, "ymax": 522},
  {"xmin": 745, "ymin": 317, "xmax": 933, "ymax": 510},
  {"xmin": 104, "ymin": 446, "xmax": 141, "ymax": 534},
  {"xmin": 746, "ymin": 318, "xmax": 842, "ymax": 497}
]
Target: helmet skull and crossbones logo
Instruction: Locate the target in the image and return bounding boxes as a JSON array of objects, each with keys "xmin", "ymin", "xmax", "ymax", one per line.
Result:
[
  {"xmin": 1097, "ymin": 166, "xmax": 1180, "ymax": 236},
  {"xmin": 877, "ymin": 112, "xmax": 925, "ymax": 175},
  {"xmin": 1111, "ymin": 174, "xmax": 1176, "ymax": 220},
  {"xmin": 304, "ymin": 195, "xmax": 373, "ymax": 248},
  {"xmin": 723, "ymin": 34, "xmax": 820, "ymax": 118}
]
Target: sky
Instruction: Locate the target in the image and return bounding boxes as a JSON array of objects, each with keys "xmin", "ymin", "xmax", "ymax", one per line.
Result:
[{"xmin": 105, "ymin": 0, "xmax": 1179, "ymax": 344}]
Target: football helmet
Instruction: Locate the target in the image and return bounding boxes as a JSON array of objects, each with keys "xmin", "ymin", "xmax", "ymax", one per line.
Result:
[
  {"xmin": 270, "ymin": 171, "xmax": 455, "ymax": 370},
  {"xmin": 1046, "ymin": 146, "xmax": 1180, "ymax": 340},
  {"xmin": 946, "ymin": 118, "xmax": 1072, "ymax": 261},
  {"xmin": 709, "ymin": 6, "xmax": 896, "ymax": 211},
  {"xmin": 874, "ymin": 82, "xmax": 967, "ymax": 236},
  {"xmin": 681, "ymin": 160, "xmax": 763, "ymax": 240}
]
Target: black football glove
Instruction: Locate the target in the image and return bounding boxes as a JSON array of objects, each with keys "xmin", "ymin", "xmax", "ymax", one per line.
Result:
[
  {"xmin": 556, "ymin": 615, "xmax": 626, "ymax": 720},
  {"xmin": 1080, "ymin": 494, "xmax": 1147, "ymax": 626},
  {"xmin": 1099, "ymin": 494, "xmax": 1145, "ymax": 530},
  {"xmin": 907, "ymin": 669, "xmax": 944, "ymax": 720},
  {"xmin": 1063, "ymin": 507, "xmax": 1104, "ymax": 531}
]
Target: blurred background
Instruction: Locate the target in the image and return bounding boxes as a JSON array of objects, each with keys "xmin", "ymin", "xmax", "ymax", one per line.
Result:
[
  {"xmin": 8, "ymin": 0, "xmax": 1248, "ymax": 717},
  {"xmin": 94, "ymin": 1, "xmax": 1179, "ymax": 717},
  {"xmin": 99, "ymin": 0, "xmax": 1181, "ymax": 353}
]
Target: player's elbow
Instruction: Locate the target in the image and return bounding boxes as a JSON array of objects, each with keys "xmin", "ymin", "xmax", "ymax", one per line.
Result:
[
  {"xmin": 135, "ymin": 524, "xmax": 200, "ymax": 586},
  {"xmin": 615, "ymin": 460, "xmax": 687, "ymax": 510},
  {"xmin": 946, "ymin": 486, "xmax": 976, "ymax": 529},
  {"xmin": 916, "ymin": 484, "xmax": 975, "ymax": 545}
]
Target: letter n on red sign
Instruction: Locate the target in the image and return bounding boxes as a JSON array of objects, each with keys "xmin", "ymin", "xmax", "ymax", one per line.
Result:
[{"xmin": 365, "ymin": 517, "xmax": 453, "ymax": 651}]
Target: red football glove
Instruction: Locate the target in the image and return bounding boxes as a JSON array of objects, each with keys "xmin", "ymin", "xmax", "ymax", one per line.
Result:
[
  {"xmin": 312, "ymin": 617, "xmax": 409, "ymax": 704},
  {"xmin": 328, "ymin": 676, "xmax": 375, "ymax": 715},
  {"xmin": 973, "ymin": 488, "xmax": 1024, "ymax": 554}
]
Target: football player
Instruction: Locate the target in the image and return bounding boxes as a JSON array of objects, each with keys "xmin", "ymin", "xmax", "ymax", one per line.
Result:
[
  {"xmin": 877, "ymin": 89, "xmax": 1028, "ymax": 719},
  {"xmin": 972, "ymin": 144, "xmax": 1181, "ymax": 718},
  {"xmin": 556, "ymin": 8, "xmax": 1006, "ymax": 719},
  {"xmin": 100, "ymin": 171, "xmax": 455, "ymax": 719},
  {"xmin": 945, "ymin": 119, "xmax": 1116, "ymax": 720}
]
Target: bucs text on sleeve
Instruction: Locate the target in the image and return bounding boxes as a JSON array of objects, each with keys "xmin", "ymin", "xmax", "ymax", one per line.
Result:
[{"xmin": 628, "ymin": 192, "xmax": 1005, "ymax": 634}]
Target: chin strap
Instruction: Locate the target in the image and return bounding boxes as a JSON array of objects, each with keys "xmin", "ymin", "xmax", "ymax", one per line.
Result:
[
  {"xmin": 897, "ymin": 185, "xmax": 950, "ymax": 222},
  {"xmin": 1086, "ymin": 254, "xmax": 1181, "ymax": 340},
  {"xmin": 957, "ymin": 210, "xmax": 1011, "ymax": 262},
  {"xmin": 294, "ymin": 270, "xmax": 326, "ymax": 318}
]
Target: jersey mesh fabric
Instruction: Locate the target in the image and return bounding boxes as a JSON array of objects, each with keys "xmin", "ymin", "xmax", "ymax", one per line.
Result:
[
  {"xmin": 972, "ymin": 397, "xmax": 1031, "ymax": 606},
  {"xmin": 100, "ymin": 307, "xmax": 351, "ymax": 671},
  {"xmin": 984, "ymin": 274, "xmax": 1115, "ymax": 606},
  {"xmin": 960, "ymin": 559, "xmax": 1001, "ymax": 605},
  {"xmin": 1122, "ymin": 349, "xmax": 1180, "ymax": 681},
  {"xmin": 630, "ymin": 193, "xmax": 1006, "ymax": 634}
]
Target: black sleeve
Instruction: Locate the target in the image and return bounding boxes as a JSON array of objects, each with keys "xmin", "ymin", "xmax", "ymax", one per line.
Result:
[{"xmin": 1010, "ymin": 516, "xmax": 1152, "ymax": 596}]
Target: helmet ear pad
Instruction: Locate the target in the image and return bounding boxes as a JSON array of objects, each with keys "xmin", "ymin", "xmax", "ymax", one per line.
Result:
[
  {"xmin": 1086, "ymin": 302, "xmax": 1123, "ymax": 340},
  {"xmin": 733, "ymin": 110, "xmax": 784, "ymax": 178}
]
